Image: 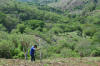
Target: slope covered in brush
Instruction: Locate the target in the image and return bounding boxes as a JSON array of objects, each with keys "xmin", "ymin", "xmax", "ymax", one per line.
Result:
[{"xmin": 0, "ymin": 0, "xmax": 100, "ymax": 59}]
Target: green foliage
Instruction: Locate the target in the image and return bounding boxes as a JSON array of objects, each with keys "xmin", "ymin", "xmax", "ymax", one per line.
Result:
[
  {"xmin": 13, "ymin": 51, "xmax": 24, "ymax": 59},
  {"xmin": 13, "ymin": 48, "xmax": 22, "ymax": 59},
  {"xmin": 51, "ymin": 27, "xmax": 63, "ymax": 34},
  {"xmin": 61, "ymin": 48, "xmax": 80, "ymax": 58},
  {"xmin": 92, "ymin": 47, "xmax": 100, "ymax": 56},
  {"xmin": 0, "ymin": 0, "xmax": 100, "ymax": 60},
  {"xmin": 87, "ymin": 1, "xmax": 96, "ymax": 11},
  {"xmin": 0, "ymin": 15, "xmax": 19, "ymax": 32},
  {"xmin": 0, "ymin": 24, "xmax": 6, "ymax": 31},
  {"xmin": 65, "ymin": 22, "xmax": 81, "ymax": 32},
  {"xmin": 0, "ymin": 12, "xmax": 6, "ymax": 22},
  {"xmin": 25, "ymin": 20, "xmax": 45, "ymax": 30},
  {"xmin": 82, "ymin": 24, "xmax": 96, "ymax": 36},
  {"xmin": 75, "ymin": 39, "xmax": 92, "ymax": 57},
  {"xmin": 0, "ymin": 40, "xmax": 14, "ymax": 58},
  {"xmin": 16, "ymin": 24, "xmax": 26, "ymax": 33},
  {"xmin": 92, "ymin": 31, "xmax": 100, "ymax": 43}
]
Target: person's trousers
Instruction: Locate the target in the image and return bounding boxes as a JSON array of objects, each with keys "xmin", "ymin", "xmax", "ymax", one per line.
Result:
[{"xmin": 31, "ymin": 54, "xmax": 35, "ymax": 61}]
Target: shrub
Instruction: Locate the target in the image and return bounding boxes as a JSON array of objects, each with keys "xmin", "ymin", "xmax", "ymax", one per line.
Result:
[
  {"xmin": 92, "ymin": 31, "xmax": 100, "ymax": 43},
  {"xmin": 25, "ymin": 20, "xmax": 45, "ymax": 30},
  {"xmin": 81, "ymin": 24, "xmax": 96, "ymax": 37},
  {"xmin": 0, "ymin": 24, "xmax": 6, "ymax": 31},
  {"xmin": 75, "ymin": 39, "xmax": 92, "ymax": 57},
  {"xmin": 0, "ymin": 40, "xmax": 14, "ymax": 58},
  {"xmin": 61, "ymin": 48, "xmax": 79, "ymax": 58},
  {"xmin": 17, "ymin": 52, "xmax": 25, "ymax": 59}
]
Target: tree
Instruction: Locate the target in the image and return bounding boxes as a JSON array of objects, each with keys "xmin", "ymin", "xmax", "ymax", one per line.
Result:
[
  {"xmin": 19, "ymin": 34, "xmax": 36, "ymax": 60},
  {"xmin": 1, "ymin": 15, "xmax": 19, "ymax": 32},
  {"xmin": 25, "ymin": 20, "xmax": 45, "ymax": 31},
  {"xmin": 16, "ymin": 24, "xmax": 26, "ymax": 33},
  {"xmin": 0, "ymin": 12, "xmax": 6, "ymax": 22},
  {"xmin": 0, "ymin": 24, "xmax": 6, "ymax": 31}
]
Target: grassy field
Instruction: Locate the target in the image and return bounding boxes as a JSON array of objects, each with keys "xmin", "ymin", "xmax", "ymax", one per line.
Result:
[{"xmin": 0, "ymin": 57, "xmax": 100, "ymax": 66}]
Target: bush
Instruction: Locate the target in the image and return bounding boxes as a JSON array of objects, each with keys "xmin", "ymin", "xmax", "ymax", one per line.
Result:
[
  {"xmin": 25, "ymin": 20, "xmax": 45, "ymax": 30},
  {"xmin": 17, "ymin": 52, "xmax": 25, "ymax": 59},
  {"xmin": 75, "ymin": 39, "xmax": 92, "ymax": 57},
  {"xmin": 51, "ymin": 27, "xmax": 63, "ymax": 34},
  {"xmin": 13, "ymin": 50, "xmax": 24, "ymax": 59},
  {"xmin": 82, "ymin": 24, "xmax": 96, "ymax": 37},
  {"xmin": 61, "ymin": 48, "xmax": 79, "ymax": 58},
  {"xmin": 16, "ymin": 24, "xmax": 26, "ymax": 33},
  {"xmin": 0, "ymin": 40, "xmax": 14, "ymax": 58},
  {"xmin": 92, "ymin": 31, "xmax": 100, "ymax": 43},
  {"xmin": 0, "ymin": 24, "xmax": 6, "ymax": 31},
  {"xmin": 90, "ymin": 42, "xmax": 100, "ymax": 56}
]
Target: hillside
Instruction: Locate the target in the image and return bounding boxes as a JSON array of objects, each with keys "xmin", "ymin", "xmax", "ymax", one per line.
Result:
[
  {"xmin": 17, "ymin": 0, "xmax": 100, "ymax": 14},
  {"xmin": 49, "ymin": 0, "xmax": 100, "ymax": 14},
  {"xmin": 17, "ymin": 0, "xmax": 58, "ymax": 5},
  {"xmin": 0, "ymin": 0, "xmax": 100, "ymax": 64}
]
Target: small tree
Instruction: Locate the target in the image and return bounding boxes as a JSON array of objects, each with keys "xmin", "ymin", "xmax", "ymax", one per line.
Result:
[{"xmin": 19, "ymin": 34, "xmax": 35, "ymax": 60}]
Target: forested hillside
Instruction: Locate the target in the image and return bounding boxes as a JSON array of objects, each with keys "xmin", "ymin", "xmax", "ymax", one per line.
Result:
[
  {"xmin": 17, "ymin": 0, "xmax": 58, "ymax": 5},
  {"xmin": 49, "ymin": 0, "xmax": 100, "ymax": 14},
  {"xmin": 0, "ymin": 0, "xmax": 100, "ymax": 60}
]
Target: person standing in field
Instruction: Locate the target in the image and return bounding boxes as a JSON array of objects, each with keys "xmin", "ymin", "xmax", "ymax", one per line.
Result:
[{"xmin": 30, "ymin": 45, "xmax": 37, "ymax": 61}]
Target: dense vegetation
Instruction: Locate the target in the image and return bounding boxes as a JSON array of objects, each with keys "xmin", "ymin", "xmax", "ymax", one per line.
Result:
[{"xmin": 0, "ymin": 0, "xmax": 100, "ymax": 60}]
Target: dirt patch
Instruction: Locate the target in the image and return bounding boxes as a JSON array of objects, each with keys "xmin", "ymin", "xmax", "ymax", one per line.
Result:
[{"xmin": 0, "ymin": 58, "xmax": 100, "ymax": 66}]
